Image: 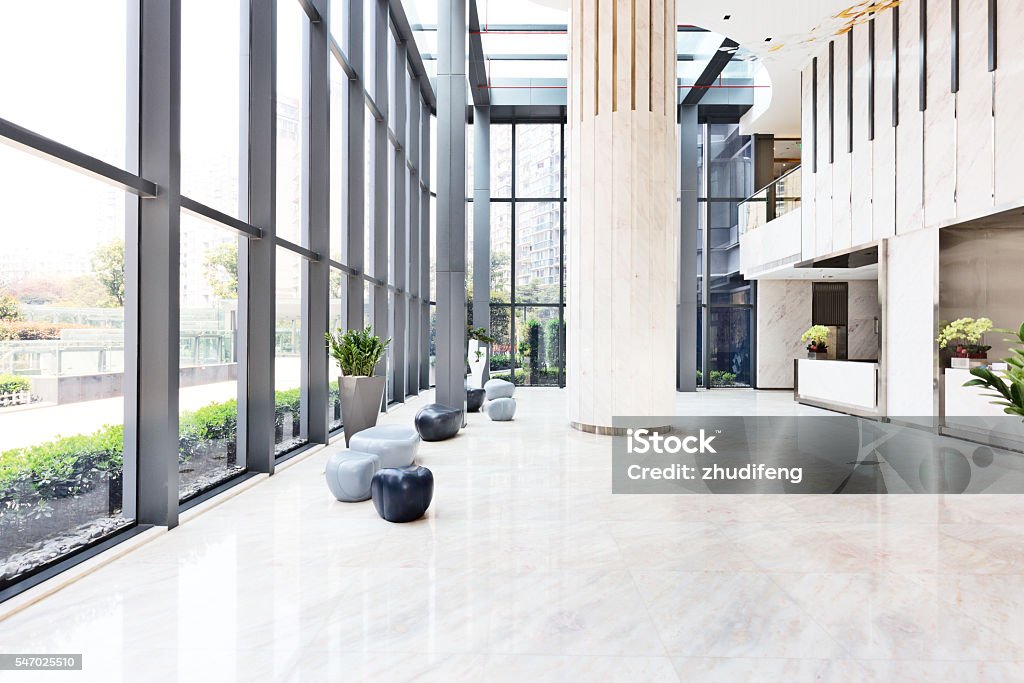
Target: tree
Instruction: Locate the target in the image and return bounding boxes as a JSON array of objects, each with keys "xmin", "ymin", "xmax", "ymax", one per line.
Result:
[
  {"xmin": 204, "ymin": 243, "xmax": 238, "ymax": 300},
  {"xmin": 91, "ymin": 239, "xmax": 126, "ymax": 307},
  {"xmin": 0, "ymin": 294, "xmax": 20, "ymax": 321}
]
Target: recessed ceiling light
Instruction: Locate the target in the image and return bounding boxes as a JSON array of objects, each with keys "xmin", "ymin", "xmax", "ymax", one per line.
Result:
[
  {"xmin": 723, "ymin": 15, "xmax": 731, "ymax": 20},
  {"xmin": 764, "ymin": 37, "xmax": 772, "ymax": 42}
]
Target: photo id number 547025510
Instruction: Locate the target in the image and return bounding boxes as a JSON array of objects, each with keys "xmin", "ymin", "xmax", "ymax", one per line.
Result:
[{"xmin": 0, "ymin": 654, "xmax": 83, "ymax": 671}]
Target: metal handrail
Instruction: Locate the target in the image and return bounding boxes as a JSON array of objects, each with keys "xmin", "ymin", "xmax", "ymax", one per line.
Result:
[{"xmin": 738, "ymin": 165, "xmax": 802, "ymax": 234}]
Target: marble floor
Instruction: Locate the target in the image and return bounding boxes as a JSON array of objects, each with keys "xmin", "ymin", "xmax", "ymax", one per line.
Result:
[{"xmin": 2, "ymin": 389, "xmax": 1024, "ymax": 682}]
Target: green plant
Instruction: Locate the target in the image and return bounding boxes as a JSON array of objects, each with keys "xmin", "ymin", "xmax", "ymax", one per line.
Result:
[
  {"xmin": 466, "ymin": 326, "xmax": 497, "ymax": 375},
  {"xmin": 524, "ymin": 318, "xmax": 542, "ymax": 368},
  {"xmin": 545, "ymin": 318, "xmax": 563, "ymax": 366},
  {"xmin": 467, "ymin": 326, "xmax": 496, "ymax": 344},
  {"xmin": 489, "ymin": 352, "xmax": 512, "ymax": 370},
  {"xmin": 0, "ymin": 321, "xmax": 71, "ymax": 341},
  {"xmin": 695, "ymin": 370, "xmax": 738, "ymax": 386},
  {"xmin": 801, "ymin": 325, "xmax": 830, "ymax": 352},
  {"xmin": 0, "ymin": 294, "xmax": 21, "ymax": 321},
  {"xmin": 937, "ymin": 317, "xmax": 993, "ymax": 356},
  {"xmin": 965, "ymin": 322, "xmax": 1024, "ymax": 418},
  {"xmin": 0, "ymin": 374, "xmax": 30, "ymax": 395},
  {"xmin": 326, "ymin": 325, "xmax": 390, "ymax": 376},
  {"xmin": 203, "ymin": 242, "xmax": 239, "ymax": 299},
  {"xmin": 0, "ymin": 425, "xmax": 124, "ymax": 504},
  {"xmin": 90, "ymin": 239, "xmax": 126, "ymax": 307}
]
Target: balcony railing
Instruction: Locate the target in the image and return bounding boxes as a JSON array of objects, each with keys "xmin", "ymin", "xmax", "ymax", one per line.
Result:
[{"xmin": 738, "ymin": 165, "xmax": 801, "ymax": 234}]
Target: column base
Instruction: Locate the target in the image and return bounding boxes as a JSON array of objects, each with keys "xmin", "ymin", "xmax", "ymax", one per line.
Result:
[{"xmin": 569, "ymin": 422, "xmax": 673, "ymax": 436}]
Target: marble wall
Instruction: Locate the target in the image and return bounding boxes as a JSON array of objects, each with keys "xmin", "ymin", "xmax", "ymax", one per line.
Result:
[
  {"xmin": 886, "ymin": 227, "xmax": 939, "ymax": 417},
  {"xmin": 993, "ymin": 1, "xmax": 1024, "ymax": 206},
  {"xmin": 939, "ymin": 227, "xmax": 1024, "ymax": 362},
  {"xmin": 801, "ymin": 0, "xmax": 1024, "ymax": 256},
  {"xmin": 756, "ymin": 280, "xmax": 812, "ymax": 389},
  {"xmin": 848, "ymin": 280, "xmax": 881, "ymax": 360}
]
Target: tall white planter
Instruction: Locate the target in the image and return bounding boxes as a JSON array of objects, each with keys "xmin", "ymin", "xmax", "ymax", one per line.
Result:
[{"xmin": 468, "ymin": 340, "xmax": 489, "ymax": 389}]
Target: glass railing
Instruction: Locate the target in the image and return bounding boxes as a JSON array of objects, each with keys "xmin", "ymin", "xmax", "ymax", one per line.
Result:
[{"xmin": 738, "ymin": 165, "xmax": 801, "ymax": 234}]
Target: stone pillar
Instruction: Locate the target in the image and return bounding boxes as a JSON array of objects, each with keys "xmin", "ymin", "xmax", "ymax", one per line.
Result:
[{"xmin": 567, "ymin": 0, "xmax": 678, "ymax": 432}]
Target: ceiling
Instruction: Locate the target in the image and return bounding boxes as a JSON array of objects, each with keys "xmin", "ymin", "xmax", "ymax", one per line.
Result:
[{"xmin": 402, "ymin": 0, "xmax": 877, "ymax": 136}]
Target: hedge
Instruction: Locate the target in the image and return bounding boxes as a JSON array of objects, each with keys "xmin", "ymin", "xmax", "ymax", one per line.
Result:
[
  {"xmin": 0, "ymin": 374, "xmax": 30, "ymax": 395},
  {"xmin": 0, "ymin": 425, "xmax": 124, "ymax": 504},
  {"xmin": 0, "ymin": 321, "xmax": 73, "ymax": 340},
  {"xmin": 1, "ymin": 386, "xmax": 323, "ymax": 507}
]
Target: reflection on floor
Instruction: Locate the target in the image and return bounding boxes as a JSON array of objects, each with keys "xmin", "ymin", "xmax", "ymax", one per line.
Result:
[{"xmin": 2, "ymin": 388, "xmax": 1023, "ymax": 681}]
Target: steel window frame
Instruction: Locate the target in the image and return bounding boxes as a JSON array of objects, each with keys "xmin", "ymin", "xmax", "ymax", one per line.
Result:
[{"xmin": 0, "ymin": 0, "xmax": 436, "ymax": 601}]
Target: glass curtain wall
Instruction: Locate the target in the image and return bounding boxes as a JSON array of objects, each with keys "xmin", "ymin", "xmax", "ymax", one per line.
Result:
[
  {"xmin": 487, "ymin": 123, "xmax": 566, "ymax": 387},
  {"xmin": 0, "ymin": 0, "xmax": 432, "ymax": 597},
  {"xmin": 698, "ymin": 123, "xmax": 755, "ymax": 387}
]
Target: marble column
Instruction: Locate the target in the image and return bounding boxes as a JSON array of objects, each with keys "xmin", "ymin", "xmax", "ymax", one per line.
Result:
[{"xmin": 567, "ymin": 0, "xmax": 678, "ymax": 432}]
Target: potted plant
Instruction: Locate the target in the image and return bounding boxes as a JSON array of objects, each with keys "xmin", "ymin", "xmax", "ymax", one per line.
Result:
[
  {"xmin": 326, "ymin": 325, "xmax": 390, "ymax": 445},
  {"xmin": 0, "ymin": 374, "xmax": 31, "ymax": 408},
  {"xmin": 801, "ymin": 325, "xmax": 830, "ymax": 359},
  {"xmin": 964, "ymin": 322, "xmax": 1024, "ymax": 419},
  {"xmin": 937, "ymin": 317, "xmax": 993, "ymax": 368},
  {"xmin": 466, "ymin": 325, "xmax": 495, "ymax": 389}
]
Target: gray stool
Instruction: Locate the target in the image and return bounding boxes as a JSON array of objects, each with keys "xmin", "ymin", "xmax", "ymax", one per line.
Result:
[
  {"xmin": 414, "ymin": 403, "xmax": 462, "ymax": 441},
  {"xmin": 325, "ymin": 450, "xmax": 380, "ymax": 502},
  {"xmin": 371, "ymin": 466, "xmax": 434, "ymax": 523},
  {"xmin": 348, "ymin": 424, "xmax": 420, "ymax": 468},
  {"xmin": 466, "ymin": 388, "xmax": 486, "ymax": 413},
  {"xmin": 484, "ymin": 397, "xmax": 517, "ymax": 421},
  {"xmin": 484, "ymin": 378, "xmax": 516, "ymax": 400}
]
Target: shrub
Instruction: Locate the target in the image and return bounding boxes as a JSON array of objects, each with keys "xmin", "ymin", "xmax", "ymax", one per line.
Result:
[
  {"xmin": 489, "ymin": 353, "xmax": 512, "ymax": 370},
  {"xmin": 696, "ymin": 370, "xmax": 739, "ymax": 386},
  {"xmin": 0, "ymin": 294, "xmax": 21, "ymax": 322},
  {"xmin": 0, "ymin": 374, "xmax": 30, "ymax": 395},
  {"xmin": 0, "ymin": 321, "xmax": 69, "ymax": 340},
  {"xmin": 0, "ymin": 425, "xmax": 124, "ymax": 504},
  {"xmin": 1, "ymin": 387, "xmax": 311, "ymax": 509}
]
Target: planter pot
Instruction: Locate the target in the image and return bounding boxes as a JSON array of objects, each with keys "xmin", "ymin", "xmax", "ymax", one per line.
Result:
[
  {"xmin": 339, "ymin": 375, "xmax": 387, "ymax": 446},
  {"xmin": 468, "ymin": 341, "xmax": 489, "ymax": 389},
  {"xmin": 807, "ymin": 351, "xmax": 828, "ymax": 360}
]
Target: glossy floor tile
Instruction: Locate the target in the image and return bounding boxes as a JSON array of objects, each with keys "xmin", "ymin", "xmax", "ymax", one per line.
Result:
[{"xmin": 1, "ymin": 388, "xmax": 1023, "ymax": 682}]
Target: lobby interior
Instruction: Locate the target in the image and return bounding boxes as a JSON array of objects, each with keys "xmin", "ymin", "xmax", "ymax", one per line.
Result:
[{"xmin": 2, "ymin": 0, "xmax": 1024, "ymax": 680}]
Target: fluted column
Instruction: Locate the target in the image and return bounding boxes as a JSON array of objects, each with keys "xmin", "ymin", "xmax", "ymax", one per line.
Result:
[{"xmin": 567, "ymin": 0, "xmax": 678, "ymax": 432}]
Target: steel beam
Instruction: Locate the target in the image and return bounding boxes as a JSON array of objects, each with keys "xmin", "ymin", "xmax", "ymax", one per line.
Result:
[
  {"xmin": 420, "ymin": 97, "xmax": 432, "ymax": 391},
  {"xmin": 467, "ymin": 0, "xmax": 490, "ymax": 106},
  {"xmin": 132, "ymin": 0, "xmax": 181, "ymax": 526},
  {"xmin": 0, "ymin": 117, "xmax": 158, "ymax": 197},
  {"xmin": 472, "ymin": 105, "xmax": 491, "ymax": 386},
  {"xmin": 407, "ymin": 77, "xmax": 422, "ymax": 395},
  {"xmin": 681, "ymin": 38, "xmax": 739, "ymax": 106},
  {"xmin": 393, "ymin": 41, "xmax": 409, "ymax": 401},
  {"xmin": 305, "ymin": 0, "xmax": 330, "ymax": 443},
  {"xmin": 435, "ymin": 0, "xmax": 468, "ymax": 410},
  {"xmin": 239, "ymin": 0, "xmax": 277, "ymax": 473},
  {"xmin": 371, "ymin": 0, "xmax": 389, "ymax": 389},
  {"xmin": 346, "ymin": 0, "xmax": 366, "ymax": 330},
  {"xmin": 677, "ymin": 105, "xmax": 698, "ymax": 392}
]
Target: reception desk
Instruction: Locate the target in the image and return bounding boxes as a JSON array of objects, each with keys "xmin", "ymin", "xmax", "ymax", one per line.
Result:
[
  {"xmin": 794, "ymin": 359, "xmax": 880, "ymax": 417},
  {"xmin": 943, "ymin": 368, "xmax": 1024, "ymax": 447}
]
